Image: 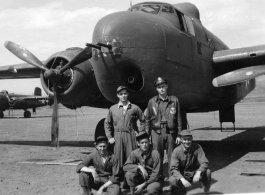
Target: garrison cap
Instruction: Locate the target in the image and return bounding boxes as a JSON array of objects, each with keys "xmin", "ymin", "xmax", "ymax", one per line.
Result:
[
  {"xmin": 117, "ymin": 86, "xmax": 128, "ymax": 93},
  {"xmin": 154, "ymin": 77, "xmax": 167, "ymax": 87},
  {"xmin": 180, "ymin": 129, "xmax": 193, "ymax": 136},
  {"xmin": 136, "ymin": 131, "xmax": 149, "ymax": 141},
  {"xmin": 95, "ymin": 136, "xmax": 108, "ymax": 143}
]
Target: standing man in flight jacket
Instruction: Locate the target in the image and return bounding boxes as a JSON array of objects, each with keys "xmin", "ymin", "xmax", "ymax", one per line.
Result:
[{"xmin": 145, "ymin": 77, "xmax": 182, "ymax": 176}]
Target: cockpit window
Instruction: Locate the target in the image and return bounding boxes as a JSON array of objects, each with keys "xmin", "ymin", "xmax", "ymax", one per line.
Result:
[
  {"xmin": 131, "ymin": 6, "xmax": 140, "ymax": 12},
  {"xmin": 141, "ymin": 5, "xmax": 160, "ymax": 14},
  {"xmin": 162, "ymin": 5, "xmax": 174, "ymax": 14}
]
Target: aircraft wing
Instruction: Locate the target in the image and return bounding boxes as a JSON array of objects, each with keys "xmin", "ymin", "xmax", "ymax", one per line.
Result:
[
  {"xmin": 212, "ymin": 45, "xmax": 265, "ymax": 87},
  {"xmin": 0, "ymin": 63, "xmax": 41, "ymax": 79}
]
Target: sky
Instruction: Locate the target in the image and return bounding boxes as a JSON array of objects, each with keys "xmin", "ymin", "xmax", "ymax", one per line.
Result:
[{"xmin": 1, "ymin": 0, "xmax": 265, "ymax": 94}]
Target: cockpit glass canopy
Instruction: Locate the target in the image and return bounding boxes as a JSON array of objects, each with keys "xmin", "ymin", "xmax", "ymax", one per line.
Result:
[{"xmin": 130, "ymin": 4, "xmax": 160, "ymax": 15}]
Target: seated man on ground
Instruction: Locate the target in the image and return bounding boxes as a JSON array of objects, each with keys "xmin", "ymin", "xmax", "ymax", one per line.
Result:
[
  {"xmin": 123, "ymin": 131, "xmax": 163, "ymax": 195},
  {"xmin": 169, "ymin": 129, "xmax": 211, "ymax": 195},
  {"xmin": 76, "ymin": 136, "xmax": 122, "ymax": 195}
]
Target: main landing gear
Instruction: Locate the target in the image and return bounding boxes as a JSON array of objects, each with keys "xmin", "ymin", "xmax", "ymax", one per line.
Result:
[
  {"xmin": 24, "ymin": 110, "xmax": 31, "ymax": 118},
  {"xmin": 0, "ymin": 111, "xmax": 4, "ymax": 118}
]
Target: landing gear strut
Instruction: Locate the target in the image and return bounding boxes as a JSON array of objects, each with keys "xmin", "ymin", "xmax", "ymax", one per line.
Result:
[{"xmin": 0, "ymin": 111, "xmax": 4, "ymax": 118}]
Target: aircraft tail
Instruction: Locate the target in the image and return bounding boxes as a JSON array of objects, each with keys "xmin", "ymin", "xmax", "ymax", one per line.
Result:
[{"xmin": 34, "ymin": 87, "xmax": 42, "ymax": 96}]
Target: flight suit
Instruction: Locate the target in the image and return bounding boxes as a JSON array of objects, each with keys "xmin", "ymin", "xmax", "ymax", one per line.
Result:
[
  {"xmin": 104, "ymin": 102, "xmax": 145, "ymax": 166},
  {"xmin": 123, "ymin": 148, "xmax": 163, "ymax": 195},
  {"xmin": 169, "ymin": 143, "xmax": 211, "ymax": 194},
  {"xmin": 76, "ymin": 150, "xmax": 122, "ymax": 195},
  {"xmin": 145, "ymin": 95, "xmax": 182, "ymax": 176}
]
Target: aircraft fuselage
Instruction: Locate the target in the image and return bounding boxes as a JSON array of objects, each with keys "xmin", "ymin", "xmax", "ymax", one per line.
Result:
[{"xmin": 89, "ymin": 6, "xmax": 254, "ymax": 112}]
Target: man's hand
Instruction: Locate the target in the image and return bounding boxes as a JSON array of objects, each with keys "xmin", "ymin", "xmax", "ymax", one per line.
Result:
[
  {"xmin": 92, "ymin": 170, "xmax": 100, "ymax": 184},
  {"xmin": 175, "ymin": 137, "xmax": 181, "ymax": 145},
  {"xmin": 193, "ymin": 171, "xmax": 201, "ymax": 183},
  {"xmin": 180, "ymin": 178, "xmax": 191, "ymax": 188},
  {"xmin": 135, "ymin": 182, "xmax": 146, "ymax": 194},
  {"xmin": 109, "ymin": 138, "xmax": 115, "ymax": 144},
  {"xmin": 96, "ymin": 187, "xmax": 104, "ymax": 195},
  {"xmin": 138, "ymin": 164, "xmax": 148, "ymax": 180}
]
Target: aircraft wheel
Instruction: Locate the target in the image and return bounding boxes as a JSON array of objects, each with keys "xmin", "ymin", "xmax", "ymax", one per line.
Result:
[
  {"xmin": 24, "ymin": 110, "xmax": 31, "ymax": 118},
  {"xmin": 94, "ymin": 118, "xmax": 113, "ymax": 152},
  {"xmin": 0, "ymin": 111, "xmax": 4, "ymax": 118}
]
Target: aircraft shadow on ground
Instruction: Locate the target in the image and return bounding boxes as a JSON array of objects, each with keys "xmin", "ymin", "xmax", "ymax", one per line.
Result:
[
  {"xmin": 195, "ymin": 126, "xmax": 265, "ymax": 172},
  {"xmin": 1, "ymin": 126, "xmax": 264, "ymax": 172}
]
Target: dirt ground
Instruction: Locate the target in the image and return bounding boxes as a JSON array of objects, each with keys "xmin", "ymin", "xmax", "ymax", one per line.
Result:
[{"xmin": 0, "ymin": 91, "xmax": 265, "ymax": 195}]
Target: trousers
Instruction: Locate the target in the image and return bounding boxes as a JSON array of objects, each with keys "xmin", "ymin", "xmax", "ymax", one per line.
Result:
[
  {"xmin": 151, "ymin": 128, "xmax": 176, "ymax": 176},
  {"xmin": 169, "ymin": 169, "xmax": 211, "ymax": 194},
  {"xmin": 79, "ymin": 172, "xmax": 120, "ymax": 195},
  {"xmin": 125, "ymin": 171, "xmax": 163, "ymax": 195}
]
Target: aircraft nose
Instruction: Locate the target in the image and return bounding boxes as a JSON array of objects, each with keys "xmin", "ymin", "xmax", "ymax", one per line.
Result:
[
  {"xmin": 91, "ymin": 11, "xmax": 166, "ymax": 102},
  {"xmin": 93, "ymin": 11, "xmax": 165, "ymax": 49}
]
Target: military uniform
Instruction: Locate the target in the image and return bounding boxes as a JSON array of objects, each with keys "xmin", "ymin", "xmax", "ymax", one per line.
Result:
[
  {"xmin": 169, "ymin": 131, "xmax": 211, "ymax": 194},
  {"xmin": 123, "ymin": 132, "xmax": 163, "ymax": 195},
  {"xmin": 104, "ymin": 102, "xmax": 145, "ymax": 166},
  {"xmin": 145, "ymin": 77, "xmax": 182, "ymax": 176},
  {"xmin": 76, "ymin": 150, "xmax": 122, "ymax": 195},
  {"xmin": 145, "ymin": 95, "xmax": 182, "ymax": 175}
]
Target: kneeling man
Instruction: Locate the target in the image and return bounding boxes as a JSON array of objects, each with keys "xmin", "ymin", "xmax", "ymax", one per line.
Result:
[
  {"xmin": 123, "ymin": 131, "xmax": 163, "ymax": 195},
  {"xmin": 169, "ymin": 129, "xmax": 211, "ymax": 195},
  {"xmin": 76, "ymin": 136, "xmax": 121, "ymax": 195}
]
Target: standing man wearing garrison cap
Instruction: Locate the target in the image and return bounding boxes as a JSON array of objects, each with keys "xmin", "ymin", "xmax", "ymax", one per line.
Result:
[
  {"xmin": 145, "ymin": 77, "xmax": 182, "ymax": 177},
  {"xmin": 169, "ymin": 129, "xmax": 211, "ymax": 195},
  {"xmin": 104, "ymin": 86, "xmax": 145, "ymax": 188}
]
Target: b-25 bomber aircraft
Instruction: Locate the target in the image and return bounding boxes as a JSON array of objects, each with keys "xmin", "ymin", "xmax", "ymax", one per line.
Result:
[
  {"xmin": 1, "ymin": 2, "xmax": 265, "ymax": 147},
  {"xmin": 0, "ymin": 87, "xmax": 52, "ymax": 118}
]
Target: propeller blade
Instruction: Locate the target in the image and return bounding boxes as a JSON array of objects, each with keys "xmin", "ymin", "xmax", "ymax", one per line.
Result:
[
  {"xmin": 59, "ymin": 46, "xmax": 92, "ymax": 74},
  {"xmin": 212, "ymin": 65, "xmax": 265, "ymax": 87},
  {"xmin": 4, "ymin": 41, "xmax": 48, "ymax": 71},
  {"xmin": 51, "ymin": 82, "xmax": 59, "ymax": 148}
]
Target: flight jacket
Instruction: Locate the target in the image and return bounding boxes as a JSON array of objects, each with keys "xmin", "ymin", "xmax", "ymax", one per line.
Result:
[{"xmin": 145, "ymin": 95, "xmax": 182, "ymax": 135}]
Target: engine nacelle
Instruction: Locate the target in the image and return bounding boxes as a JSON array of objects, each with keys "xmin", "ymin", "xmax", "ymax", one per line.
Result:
[{"xmin": 40, "ymin": 47, "xmax": 106, "ymax": 108}]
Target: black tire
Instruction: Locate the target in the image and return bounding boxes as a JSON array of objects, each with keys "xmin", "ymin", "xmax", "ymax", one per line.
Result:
[{"xmin": 24, "ymin": 110, "xmax": 31, "ymax": 118}]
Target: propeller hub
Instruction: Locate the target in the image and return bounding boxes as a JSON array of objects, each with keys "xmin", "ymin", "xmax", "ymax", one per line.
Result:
[{"xmin": 44, "ymin": 69, "xmax": 60, "ymax": 82}]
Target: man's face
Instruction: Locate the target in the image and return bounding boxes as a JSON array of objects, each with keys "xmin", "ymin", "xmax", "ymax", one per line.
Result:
[
  {"xmin": 138, "ymin": 138, "xmax": 150, "ymax": 152},
  {"xmin": 117, "ymin": 89, "xmax": 128, "ymax": 102},
  {"xmin": 96, "ymin": 142, "xmax": 108, "ymax": 155},
  {"xmin": 181, "ymin": 135, "xmax": 193, "ymax": 149},
  {"xmin": 156, "ymin": 83, "xmax": 168, "ymax": 96}
]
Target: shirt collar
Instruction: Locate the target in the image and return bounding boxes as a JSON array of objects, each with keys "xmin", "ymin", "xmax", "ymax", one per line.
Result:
[
  {"xmin": 156, "ymin": 95, "xmax": 169, "ymax": 102},
  {"xmin": 118, "ymin": 101, "xmax": 131, "ymax": 108},
  {"xmin": 139, "ymin": 148, "xmax": 151, "ymax": 158}
]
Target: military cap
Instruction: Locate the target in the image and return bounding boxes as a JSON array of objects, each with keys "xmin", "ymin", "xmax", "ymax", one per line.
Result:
[
  {"xmin": 136, "ymin": 131, "xmax": 149, "ymax": 141},
  {"xmin": 154, "ymin": 77, "xmax": 167, "ymax": 87},
  {"xmin": 180, "ymin": 129, "xmax": 193, "ymax": 136},
  {"xmin": 117, "ymin": 85, "xmax": 128, "ymax": 93},
  {"xmin": 95, "ymin": 136, "xmax": 108, "ymax": 143}
]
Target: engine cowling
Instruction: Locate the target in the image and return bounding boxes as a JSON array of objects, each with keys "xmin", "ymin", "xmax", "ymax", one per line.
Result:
[{"xmin": 40, "ymin": 47, "xmax": 108, "ymax": 108}]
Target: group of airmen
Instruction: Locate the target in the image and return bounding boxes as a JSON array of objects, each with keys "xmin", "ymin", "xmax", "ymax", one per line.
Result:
[{"xmin": 76, "ymin": 77, "xmax": 212, "ymax": 195}]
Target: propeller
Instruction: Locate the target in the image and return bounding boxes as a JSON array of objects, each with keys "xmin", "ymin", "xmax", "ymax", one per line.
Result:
[
  {"xmin": 4, "ymin": 41, "xmax": 92, "ymax": 147},
  {"xmin": 212, "ymin": 65, "xmax": 265, "ymax": 87}
]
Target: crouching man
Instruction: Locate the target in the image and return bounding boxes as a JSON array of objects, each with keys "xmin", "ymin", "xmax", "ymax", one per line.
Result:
[
  {"xmin": 169, "ymin": 129, "xmax": 211, "ymax": 195},
  {"xmin": 76, "ymin": 136, "xmax": 121, "ymax": 195},
  {"xmin": 123, "ymin": 131, "xmax": 163, "ymax": 195}
]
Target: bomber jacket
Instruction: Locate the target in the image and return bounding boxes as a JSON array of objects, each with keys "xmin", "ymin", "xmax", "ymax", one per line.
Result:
[{"xmin": 145, "ymin": 95, "xmax": 182, "ymax": 135}]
